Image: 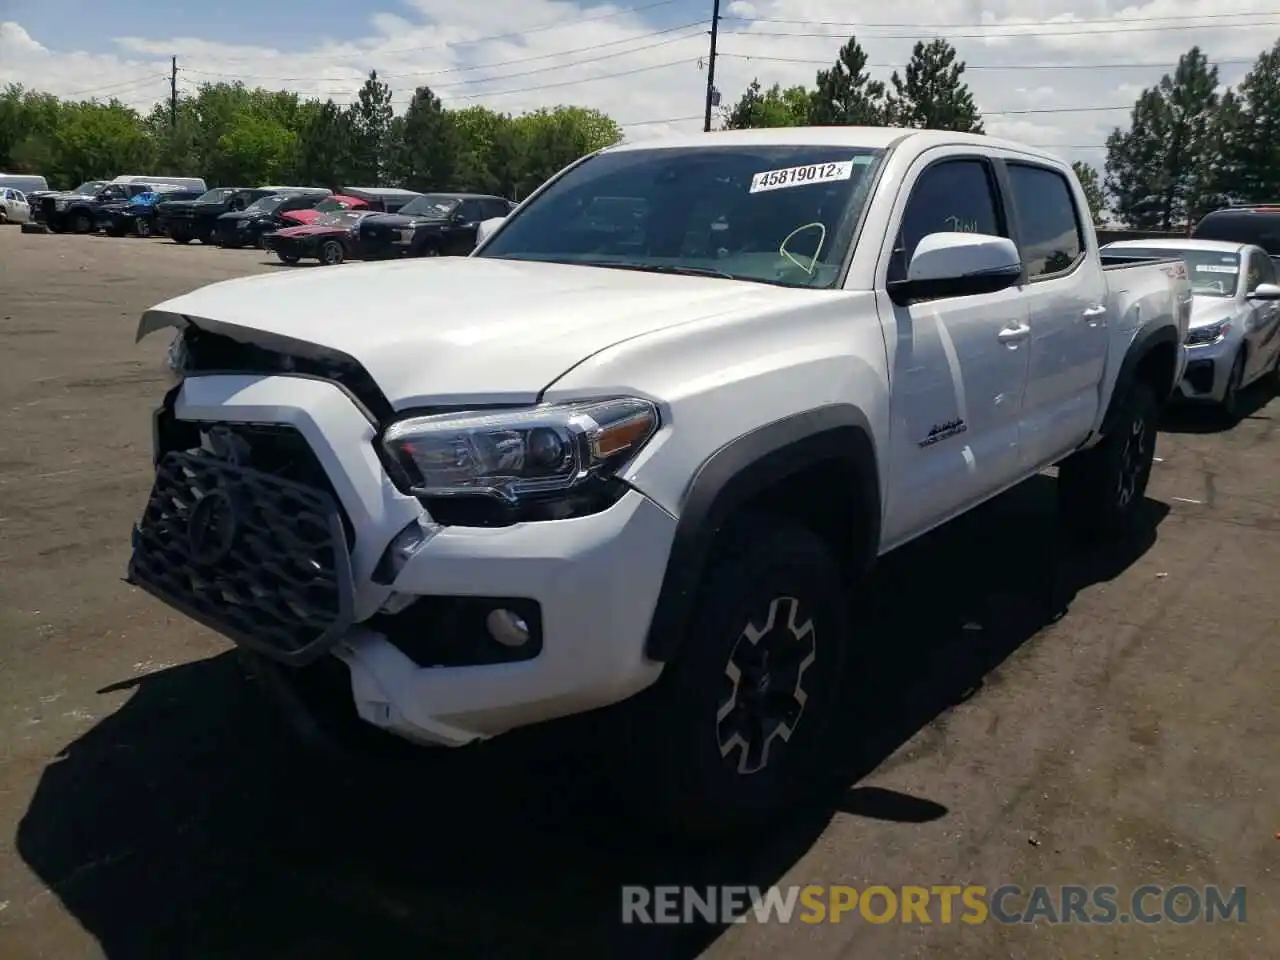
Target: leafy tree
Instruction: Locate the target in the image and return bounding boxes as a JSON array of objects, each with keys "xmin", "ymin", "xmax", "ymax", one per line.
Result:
[
  {"xmin": 51, "ymin": 101, "xmax": 153, "ymax": 186},
  {"xmin": 508, "ymin": 106, "xmax": 621, "ymax": 198},
  {"xmin": 216, "ymin": 114, "xmax": 296, "ymax": 185},
  {"xmin": 387, "ymin": 86, "xmax": 459, "ymax": 191},
  {"xmin": 722, "ymin": 79, "xmax": 810, "ymax": 128},
  {"xmin": 346, "ymin": 70, "xmax": 394, "ymax": 185},
  {"xmin": 809, "ymin": 37, "xmax": 886, "ymax": 126},
  {"xmin": 1227, "ymin": 40, "xmax": 1280, "ymax": 203},
  {"xmin": 295, "ymin": 99, "xmax": 353, "ymax": 189},
  {"xmin": 884, "ymin": 39, "xmax": 984, "ymax": 132},
  {"xmin": 1104, "ymin": 47, "xmax": 1220, "ymax": 229},
  {"xmin": 1072, "ymin": 161, "xmax": 1108, "ymax": 225}
]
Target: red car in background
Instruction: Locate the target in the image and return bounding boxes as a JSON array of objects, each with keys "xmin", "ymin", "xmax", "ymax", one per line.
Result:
[
  {"xmin": 263, "ymin": 209, "xmax": 378, "ymax": 266},
  {"xmin": 281, "ymin": 186, "xmax": 421, "ymax": 226}
]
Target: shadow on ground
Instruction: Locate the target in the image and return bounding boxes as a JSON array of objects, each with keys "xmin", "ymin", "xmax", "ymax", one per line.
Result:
[
  {"xmin": 15, "ymin": 475, "xmax": 1169, "ymax": 960},
  {"xmin": 1160, "ymin": 379, "xmax": 1277, "ymax": 434}
]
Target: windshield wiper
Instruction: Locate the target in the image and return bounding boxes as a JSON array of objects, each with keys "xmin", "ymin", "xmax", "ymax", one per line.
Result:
[{"xmin": 580, "ymin": 260, "xmax": 739, "ymax": 281}]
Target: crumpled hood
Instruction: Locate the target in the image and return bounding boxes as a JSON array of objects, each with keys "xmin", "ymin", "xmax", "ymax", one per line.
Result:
[
  {"xmin": 1189, "ymin": 296, "xmax": 1237, "ymax": 328},
  {"xmin": 138, "ymin": 256, "xmax": 813, "ymax": 408}
]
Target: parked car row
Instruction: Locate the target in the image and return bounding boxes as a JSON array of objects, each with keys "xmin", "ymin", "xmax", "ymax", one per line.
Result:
[{"xmin": 10, "ymin": 173, "xmax": 518, "ymax": 265}]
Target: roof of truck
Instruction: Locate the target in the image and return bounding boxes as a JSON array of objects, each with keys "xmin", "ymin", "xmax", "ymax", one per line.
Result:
[{"xmin": 600, "ymin": 126, "xmax": 1057, "ymax": 157}]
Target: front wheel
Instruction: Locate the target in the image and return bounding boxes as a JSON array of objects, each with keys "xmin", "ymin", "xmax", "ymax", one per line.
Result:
[
  {"xmin": 319, "ymin": 240, "xmax": 345, "ymax": 266},
  {"xmin": 135, "ymin": 217, "xmax": 152, "ymax": 237},
  {"xmin": 1221, "ymin": 348, "xmax": 1246, "ymax": 420},
  {"xmin": 613, "ymin": 517, "xmax": 850, "ymax": 838},
  {"xmin": 71, "ymin": 211, "xmax": 93, "ymax": 234},
  {"xmin": 1058, "ymin": 380, "xmax": 1159, "ymax": 540}
]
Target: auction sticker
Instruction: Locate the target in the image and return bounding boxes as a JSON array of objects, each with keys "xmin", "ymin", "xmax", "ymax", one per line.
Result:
[
  {"xmin": 1195, "ymin": 264, "xmax": 1237, "ymax": 273},
  {"xmin": 750, "ymin": 159, "xmax": 858, "ymax": 194}
]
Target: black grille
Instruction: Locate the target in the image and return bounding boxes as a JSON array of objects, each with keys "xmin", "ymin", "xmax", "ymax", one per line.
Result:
[{"xmin": 129, "ymin": 448, "xmax": 355, "ymax": 666}]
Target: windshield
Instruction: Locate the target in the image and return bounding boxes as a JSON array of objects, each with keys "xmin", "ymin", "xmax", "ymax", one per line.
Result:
[
  {"xmin": 475, "ymin": 145, "xmax": 885, "ymax": 288},
  {"xmin": 399, "ymin": 194, "xmax": 460, "ymax": 218},
  {"xmin": 73, "ymin": 181, "xmax": 107, "ymax": 195},
  {"xmin": 244, "ymin": 195, "xmax": 285, "ymax": 214},
  {"xmin": 314, "ymin": 197, "xmax": 355, "ymax": 212},
  {"xmin": 196, "ymin": 188, "xmax": 236, "ymax": 204},
  {"xmin": 1114, "ymin": 247, "xmax": 1241, "ymax": 298},
  {"xmin": 315, "ymin": 211, "xmax": 367, "ymax": 227}
]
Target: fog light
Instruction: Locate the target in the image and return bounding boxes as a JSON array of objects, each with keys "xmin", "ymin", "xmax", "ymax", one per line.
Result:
[{"xmin": 486, "ymin": 608, "xmax": 530, "ymax": 647}]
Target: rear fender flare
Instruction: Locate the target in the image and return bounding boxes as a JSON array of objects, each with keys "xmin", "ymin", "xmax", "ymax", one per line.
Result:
[
  {"xmin": 1100, "ymin": 320, "xmax": 1180, "ymax": 436},
  {"xmin": 643, "ymin": 404, "xmax": 881, "ymax": 662}
]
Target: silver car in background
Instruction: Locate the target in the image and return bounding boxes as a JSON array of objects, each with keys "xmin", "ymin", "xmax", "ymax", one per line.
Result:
[{"xmin": 1102, "ymin": 238, "xmax": 1280, "ymax": 416}]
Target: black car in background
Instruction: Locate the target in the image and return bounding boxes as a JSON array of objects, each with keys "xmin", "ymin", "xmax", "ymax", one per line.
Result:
[
  {"xmin": 1192, "ymin": 205, "xmax": 1280, "ymax": 257},
  {"xmin": 215, "ymin": 188, "xmax": 333, "ymax": 248},
  {"xmin": 97, "ymin": 187, "xmax": 205, "ymax": 236},
  {"xmin": 353, "ymin": 193, "xmax": 514, "ymax": 259},
  {"xmin": 28, "ymin": 180, "xmax": 108, "ymax": 229},
  {"xmin": 36, "ymin": 181, "xmax": 155, "ymax": 233},
  {"xmin": 157, "ymin": 187, "xmax": 287, "ymax": 244}
]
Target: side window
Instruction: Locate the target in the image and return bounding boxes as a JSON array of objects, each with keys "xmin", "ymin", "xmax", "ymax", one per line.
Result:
[
  {"xmin": 481, "ymin": 199, "xmax": 508, "ymax": 219},
  {"xmin": 15, "ymin": 191, "xmax": 25, "ymax": 203},
  {"xmin": 1245, "ymin": 251, "xmax": 1274, "ymax": 291},
  {"xmin": 888, "ymin": 158, "xmax": 1004, "ymax": 284},
  {"xmin": 458, "ymin": 200, "xmax": 483, "ymax": 222},
  {"xmin": 1007, "ymin": 163, "xmax": 1085, "ymax": 278}
]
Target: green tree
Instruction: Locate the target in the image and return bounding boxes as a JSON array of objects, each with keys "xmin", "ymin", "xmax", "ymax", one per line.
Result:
[
  {"xmin": 1105, "ymin": 47, "xmax": 1220, "ymax": 229},
  {"xmin": 884, "ymin": 39, "xmax": 984, "ymax": 132},
  {"xmin": 346, "ymin": 70, "xmax": 394, "ymax": 185},
  {"xmin": 387, "ymin": 86, "xmax": 460, "ymax": 191},
  {"xmin": 809, "ymin": 37, "xmax": 886, "ymax": 126},
  {"xmin": 1228, "ymin": 40, "xmax": 1280, "ymax": 203},
  {"xmin": 51, "ymin": 101, "xmax": 153, "ymax": 186},
  {"xmin": 449, "ymin": 105, "xmax": 516, "ymax": 195},
  {"xmin": 722, "ymin": 78, "xmax": 810, "ymax": 129},
  {"xmin": 295, "ymin": 99, "xmax": 353, "ymax": 188},
  {"xmin": 1072, "ymin": 161, "xmax": 1108, "ymax": 225},
  {"xmin": 508, "ymin": 106, "xmax": 621, "ymax": 198},
  {"xmin": 216, "ymin": 114, "xmax": 296, "ymax": 185}
]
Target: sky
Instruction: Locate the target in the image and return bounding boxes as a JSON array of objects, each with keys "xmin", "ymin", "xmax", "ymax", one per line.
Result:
[{"xmin": 2, "ymin": 0, "xmax": 1279, "ymax": 172}]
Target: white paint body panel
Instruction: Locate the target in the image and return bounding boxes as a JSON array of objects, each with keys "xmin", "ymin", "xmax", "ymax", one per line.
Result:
[{"xmin": 137, "ymin": 127, "xmax": 1190, "ymax": 746}]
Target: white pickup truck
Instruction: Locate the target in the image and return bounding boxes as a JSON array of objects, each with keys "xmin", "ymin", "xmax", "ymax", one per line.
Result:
[{"xmin": 129, "ymin": 127, "xmax": 1191, "ymax": 835}]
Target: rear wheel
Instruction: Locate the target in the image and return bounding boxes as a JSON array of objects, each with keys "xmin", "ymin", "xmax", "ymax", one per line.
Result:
[
  {"xmin": 612, "ymin": 516, "xmax": 850, "ymax": 838},
  {"xmin": 319, "ymin": 240, "xmax": 345, "ymax": 266},
  {"xmin": 1058, "ymin": 380, "xmax": 1159, "ymax": 540}
]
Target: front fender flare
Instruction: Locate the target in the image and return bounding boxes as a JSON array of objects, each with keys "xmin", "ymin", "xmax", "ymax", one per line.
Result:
[{"xmin": 643, "ymin": 404, "xmax": 881, "ymax": 662}]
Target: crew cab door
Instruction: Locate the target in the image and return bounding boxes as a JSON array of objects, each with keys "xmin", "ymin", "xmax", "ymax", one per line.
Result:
[
  {"xmin": 446, "ymin": 199, "xmax": 485, "ymax": 253},
  {"xmin": 877, "ymin": 153, "xmax": 1031, "ymax": 546},
  {"xmin": 1242, "ymin": 248, "xmax": 1280, "ymax": 380},
  {"xmin": 1000, "ymin": 161, "xmax": 1108, "ymax": 469}
]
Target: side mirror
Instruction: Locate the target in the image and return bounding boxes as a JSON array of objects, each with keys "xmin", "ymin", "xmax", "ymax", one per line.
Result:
[
  {"xmin": 1249, "ymin": 282, "xmax": 1280, "ymax": 300},
  {"xmin": 475, "ymin": 216, "xmax": 506, "ymax": 246},
  {"xmin": 888, "ymin": 232, "xmax": 1023, "ymax": 306}
]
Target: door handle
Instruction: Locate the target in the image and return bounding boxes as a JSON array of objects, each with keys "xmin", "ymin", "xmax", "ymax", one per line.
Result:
[
  {"xmin": 997, "ymin": 323, "xmax": 1031, "ymax": 344},
  {"xmin": 1081, "ymin": 304, "xmax": 1108, "ymax": 325}
]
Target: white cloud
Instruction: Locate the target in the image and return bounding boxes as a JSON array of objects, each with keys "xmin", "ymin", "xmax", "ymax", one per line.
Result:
[{"xmin": 2, "ymin": 0, "xmax": 1278, "ymax": 172}]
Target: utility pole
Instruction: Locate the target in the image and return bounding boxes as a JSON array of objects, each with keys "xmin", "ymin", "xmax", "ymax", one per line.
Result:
[
  {"xmin": 703, "ymin": 0, "xmax": 720, "ymax": 133},
  {"xmin": 170, "ymin": 56, "xmax": 178, "ymax": 130}
]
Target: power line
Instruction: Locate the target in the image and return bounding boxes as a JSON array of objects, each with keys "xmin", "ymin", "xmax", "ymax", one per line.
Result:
[
  {"xmin": 58, "ymin": 74, "xmax": 167, "ymax": 99},
  {"xmin": 718, "ymin": 53, "xmax": 1258, "ymax": 71},
  {"xmin": 722, "ymin": 11, "xmax": 1280, "ymax": 29},
  {"xmin": 179, "ymin": 23, "xmax": 708, "ymax": 85},
  {"xmin": 725, "ymin": 19, "xmax": 1280, "ymax": 41},
  {"xmin": 199, "ymin": 0, "xmax": 685, "ymax": 64}
]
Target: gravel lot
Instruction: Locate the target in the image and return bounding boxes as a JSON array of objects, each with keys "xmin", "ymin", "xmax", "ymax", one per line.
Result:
[{"xmin": 0, "ymin": 227, "xmax": 1276, "ymax": 959}]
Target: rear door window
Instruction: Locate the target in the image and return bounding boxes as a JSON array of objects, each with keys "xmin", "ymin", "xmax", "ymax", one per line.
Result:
[{"xmin": 1006, "ymin": 163, "xmax": 1086, "ymax": 278}]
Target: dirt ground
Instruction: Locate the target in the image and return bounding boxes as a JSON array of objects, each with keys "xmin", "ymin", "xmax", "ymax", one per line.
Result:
[{"xmin": 0, "ymin": 226, "xmax": 1276, "ymax": 960}]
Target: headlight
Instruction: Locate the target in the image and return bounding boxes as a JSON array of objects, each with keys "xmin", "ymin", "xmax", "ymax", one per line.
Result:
[
  {"xmin": 54, "ymin": 200, "xmax": 68, "ymax": 210},
  {"xmin": 1186, "ymin": 321, "xmax": 1230, "ymax": 346},
  {"xmin": 383, "ymin": 398, "xmax": 660, "ymax": 504}
]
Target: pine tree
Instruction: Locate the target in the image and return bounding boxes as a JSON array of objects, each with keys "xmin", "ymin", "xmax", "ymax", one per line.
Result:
[
  {"xmin": 1071, "ymin": 161, "xmax": 1108, "ymax": 225},
  {"xmin": 809, "ymin": 37, "xmax": 886, "ymax": 126},
  {"xmin": 346, "ymin": 70, "xmax": 394, "ymax": 185},
  {"xmin": 1231, "ymin": 40, "xmax": 1280, "ymax": 202},
  {"xmin": 884, "ymin": 39, "xmax": 984, "ymax": 132}
]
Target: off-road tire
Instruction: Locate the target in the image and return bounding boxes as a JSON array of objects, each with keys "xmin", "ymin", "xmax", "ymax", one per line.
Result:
[
  {"xmin": 1058, "ymin": 379, "xmax": 1160, "ymax": 540},
  {"xmin": 612, "ymin": 516, "xmax": 851, "ymax": 839}
]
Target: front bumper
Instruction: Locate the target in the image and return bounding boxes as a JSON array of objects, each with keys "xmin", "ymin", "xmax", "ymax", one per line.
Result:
[
  {"xmin": 1178, "ymin": 332, "xmax": 1237, "ymax": 403},
  {"xmin": 130, "ymin": 374, "xmax": 673, "ymax": 746}
]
